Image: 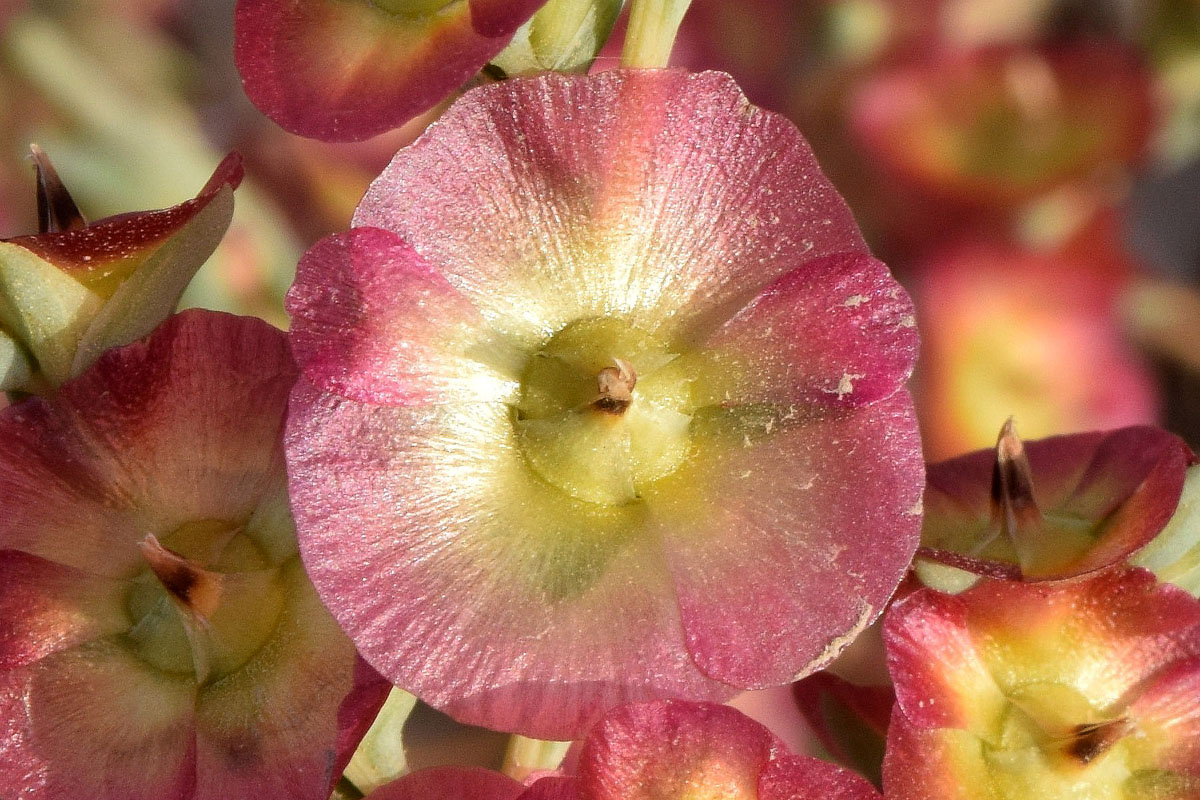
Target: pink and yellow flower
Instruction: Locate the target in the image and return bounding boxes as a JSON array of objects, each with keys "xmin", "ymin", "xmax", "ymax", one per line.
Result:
[
  {"xmin": 849, "ymin": 43, "xmax": 1154, "ymax": 210},
  {"xmin": 912, "ymin": 234, "xmax": 1160, "ymax": 459},
  {"xmin": 883, "ymin": 569, "xmax": 1200, "ymax": 799},
  {"xmin": 284, "ymin": 69, "xmax": 925, "ymax": 738},
  {"xmin": 0, "ymin": 310, "xmax": 389, "ymax": 799}
]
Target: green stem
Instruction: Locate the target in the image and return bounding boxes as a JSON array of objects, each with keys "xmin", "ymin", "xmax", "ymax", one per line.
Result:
[
  {"xmin": 502, "ymin": 735, "xmax": 572, "ymax": 781},
  {"xmin": 330, "ymin": 776, "xmax": 365, "ymax": 800},
  {"xmin": 620, "ymin": 0, "xmax": 693, "ymax": 68}
]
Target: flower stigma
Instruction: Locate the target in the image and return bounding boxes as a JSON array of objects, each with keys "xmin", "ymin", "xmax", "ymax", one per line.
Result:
[{"xmin": 123, "ymin": 519, "xmax": 285, "ymax": 684}]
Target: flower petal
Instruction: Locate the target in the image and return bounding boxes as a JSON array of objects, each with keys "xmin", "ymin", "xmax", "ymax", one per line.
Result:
[
  {"xmin": 363, "ymin": 766, "xmax": 527, "ymax": 800},
  {"xmin": 0, "ymin": 311, "xmax": 387, "ymax": 799},
  {"xmin": 645, "ymin": 391, "xmax": 924, "ymax": 687},
  {"xmin": 1127, "ymin": 656, "xmax": 1200, "ymax": 777},
  {"xmin": 576, "ymin": 701, "xmax": 779, "ymax": 800},
  {"xmin": 884, "ymin": 589, "xmax": 1007, "ymax": 733},
  {"xmin": 0, "ymin": 550, "xmax": 128, "ymax": 669},
  {"xmin": 792, "ymin": 672, "xmax": 894, "ymax": 784},
  {"xmin": 517, "ymin": 777, "xmax": 580, "ymax": 800},
  {"xmin": 5, "ymin": 153, "xmax": 242, "ymax": 290},
  {"xmin": 470, "ymin": 0, "xmax": 546, "ymax": 37},
  {"xmin": 0, "ymin": 641, "xmax": 197, "ymax": 800},
  {"xmin": 758, "ymin": 755, "xmax": 884, "ymax": 800},
  {"xmin": 287, "ymin": 227, "xmax": 520, "ymax": 405},
  {"xmin": 193, "ymin": 559, "xmax": 390, "ymax": 798},
  {"xmin": 692, "ymin": 253, "xmax": 917, "ymax": 408},
  {"xmin": 882, "ymin": 719, "xmax": 993, "ymax": 800},
  {"xmin": 354, "ymin": 70, "xmax": 868, "ymax": 347},
  {"xmin": 0, "ymin": 310, "xmax": 297, "ymax": 576},
  {"xmin": 0, "ymin": 241, "xmax": 101, "ymax": 386},
  {"xmin": 921, "ymin": 426, "xmax": 1193, "ymax": 580}
]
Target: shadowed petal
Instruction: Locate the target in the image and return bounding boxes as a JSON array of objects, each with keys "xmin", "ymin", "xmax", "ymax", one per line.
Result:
[
  {"xmin": 792, "ymin": 672, "xmax": 894, "ymax": 784},
  {"xmin": 0, "ymin": 311, "xmax": 296, "ymax": 576},
  {"xmin": 234, "ymin": 0, "xmax": 541, "ymax": 141},
  {"xmin": 0, "ymin": 550, "xmax": 128, "ymax": 669},
  {"xmin": 0, "ymin": 641, "xmax": 197, "ymax": 800},
  {"xmin": 194, "ymin": 561, "xmax": 390, "ymax": 798}
]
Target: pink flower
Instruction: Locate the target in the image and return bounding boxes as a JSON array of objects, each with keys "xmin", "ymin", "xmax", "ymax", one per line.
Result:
[
  {"xmin": 0, "ymin": 310, "xmax": 389, "ymax": 799},
  {"xmin": 285, "ymin": 69, "xmax": 924, "ymax": 738},
  {"xmin": 919, "ymin": 421, "xmax": 1193, "ymax": 582},
  {"xmin": 912, "ymin": 233, "xmax": 1160, "ymax": 459},
  {"xmin": 850, "ymin": 43, "xmax": 1154, "ymax": 211},
  {"xmin": 884, "ymin": 569, "xmax": 1200, "ymax": 799}
]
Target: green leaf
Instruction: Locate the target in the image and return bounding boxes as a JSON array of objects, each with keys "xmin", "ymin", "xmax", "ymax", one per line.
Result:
[
  {"xmin": 492, "ymin": 0, "xmax": 624, "ymax": 74},
  {"xmin": 0, "ymin": 242, "xmax": 101, "ymax": 385},
  {"xmin": 0, "ymin": 327, "xmax": 33, "ymax": 392}
]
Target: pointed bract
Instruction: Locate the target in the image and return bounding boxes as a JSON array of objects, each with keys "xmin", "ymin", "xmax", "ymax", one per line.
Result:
[
  {"xmin": 919, "ymin": 425, "xmax": 1194, "ymax": 581},
  {"xmin": 0, "ymin": 153, "xmax": 243, "ymax": 391}
]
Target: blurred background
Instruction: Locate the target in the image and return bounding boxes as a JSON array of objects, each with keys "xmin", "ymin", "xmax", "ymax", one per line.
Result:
[{"xmin": 0, "ymin": 0, "xmax": 1197, "ymax": 456}]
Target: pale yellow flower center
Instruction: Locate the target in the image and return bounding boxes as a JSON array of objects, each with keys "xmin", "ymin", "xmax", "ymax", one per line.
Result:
[{"xmin": 514, "ymin": 317, "xmax": 693, "ymax": 506}]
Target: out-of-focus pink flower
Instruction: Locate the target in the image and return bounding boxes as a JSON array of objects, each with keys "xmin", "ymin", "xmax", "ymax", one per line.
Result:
[
  {"xmin": 884, "ymin": 569, "xmax": 1200, "ymax": 799},
  {"xmin": 234, "ymin": 0, "xmax": 545, "ymax": 141},
  {"xmin": 0, "ymin": 310, "xmax": 389, "ymax": 799},
  {"xmin": 912, "ymin": 234, "xmax": 1159, "ymax": 459},
  {"xmin": 848, "ymin": 43, "xmax": 1154, "ymax": 246},
  {"xmin": 284, "ymin": 69, "xmax": 924, "ymax": 738}
]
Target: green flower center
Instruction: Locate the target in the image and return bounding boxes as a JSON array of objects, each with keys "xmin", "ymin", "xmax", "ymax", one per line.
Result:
[
  {"xmin": 514, "ymin": 317, "xmax": 693, "ymax": 506},
  {"xmin": 368, "ymin": 0, "xmax": 457, "ymax": 18},
  {"xmin": 969, "ymin": 682, "xmax": 1158, "ymax": 798},
  {"xmin": 123, "ymin": 519, "xmax": 285, "ymax": 683}
]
